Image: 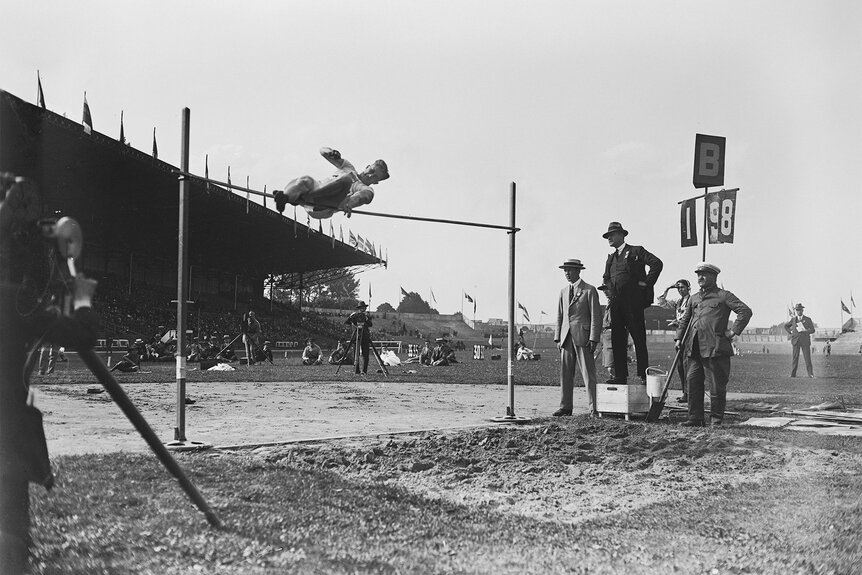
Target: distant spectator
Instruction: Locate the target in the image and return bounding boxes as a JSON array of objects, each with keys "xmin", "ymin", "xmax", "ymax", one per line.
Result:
[
  {"xmin": 38, "ymin": 344, "xmax": 59, "ymax": 375},
  {"xmin": 516, "ymin": 342, "xmax": 535, "ymax": 361},
  {"xmin": 243, "ymin": 311, "xmax": 262, "ymax": 366},
  {"xmin": 302, "ymin": 338, "xmax": 323, "ymax": 365},
  {"xmin": 329, "ymin": 340, "xmax": 348, "ymax": 365},
  {"xmin": 110, "ymin": 339, "xmax": 143, "ymax": 373},
  {"xmin": 431, "ymin": 337, "xmax": 457, "ymax": 366},
  {"xmin": 217, "ymin": 334, "xmax": 238, "ymax": 362}
]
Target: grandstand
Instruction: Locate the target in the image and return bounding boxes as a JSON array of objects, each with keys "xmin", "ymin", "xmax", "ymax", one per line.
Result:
[{"xmin": 0, "ymin": 89, "xmax": 383, "ymax": 346}]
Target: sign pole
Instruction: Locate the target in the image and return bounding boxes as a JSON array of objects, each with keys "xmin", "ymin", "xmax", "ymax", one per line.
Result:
[{"xmin": 701, "ymin": 187, "xmax": 708, "ymax": 262}]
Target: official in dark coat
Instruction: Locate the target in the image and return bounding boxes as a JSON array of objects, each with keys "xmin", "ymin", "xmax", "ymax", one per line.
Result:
[
  {"xmin": 675, "ymin": 263, "xmax": 752, "ymax": 426},
  {"xmin": 345, "ymin": 301, "xmax": 373, "ymax": 375},
  {"xmin": 601, "ymin": 221, "xmax": 663, "ymax": 383},
  {"xmin": 783, "ymin": 303, "xmax": 815, "ymax": 378}
]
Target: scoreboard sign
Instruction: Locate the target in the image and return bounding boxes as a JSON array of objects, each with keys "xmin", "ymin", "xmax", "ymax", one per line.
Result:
[
  {"xmin": 693, "ymin": 133, "xmax": 726, "ymax": 188},
  {"xmin": 706, "ymin": 188, "xmax": 737, "ymax": 244}
]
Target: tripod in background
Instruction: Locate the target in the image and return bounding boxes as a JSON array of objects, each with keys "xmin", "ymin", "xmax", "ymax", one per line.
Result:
[{"xmin": 335, "ymin": 325, "xmax": 388, "ymax": 376}]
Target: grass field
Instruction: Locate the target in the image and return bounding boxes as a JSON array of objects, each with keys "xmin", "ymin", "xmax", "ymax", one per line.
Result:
[{"xmin": 21, "ymin": 343, "xmax": 862, "ymax": 574}]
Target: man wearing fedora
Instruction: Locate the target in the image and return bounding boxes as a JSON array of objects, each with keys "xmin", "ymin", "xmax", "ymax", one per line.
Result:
[
  {"xmin": 675, "ymin": 263, "xmax": 752, "ymax": 426},
  {"xmin": 602, "ymin": 221, "xmax": 663, "ymax": 384},
  {"xmin": 345, "ymin": 301, "xmax": 373, "ymax": 375},
  {"xmin": 553, "ymin": 259, "xmax": 602, "ymax": 416},
  {"xmin": 783, "ymin": 303, "xmax": 815, "ymax": 378},
  {"xmin": 658, "ymin": 278, "xmax": 693, "ymax": 402}
]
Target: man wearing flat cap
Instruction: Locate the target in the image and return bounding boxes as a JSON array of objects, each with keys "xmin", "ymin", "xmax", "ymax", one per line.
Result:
[
  {"xmin": 675, "ymin": 263, "xmax": 752, "ymax": 426},
  {"xmin": 658, "ymin": 278, "xmax": 692, "ymax": 402},
  {"xmin": 783, "ymin": 303, "xmax": 815, "ymax": 378},
  {"xmin": 553, "ymin": 259, "xmax": 602, "ymax": 416},
  {"xmin": 602, "ymin": 222, "xmax": 663, "ymax": 384}
]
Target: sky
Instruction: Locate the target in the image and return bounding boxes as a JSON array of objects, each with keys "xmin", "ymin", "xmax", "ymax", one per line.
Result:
[{"xmin": 3, "ymin": 0, "xmax": 861, "ymax": 328}]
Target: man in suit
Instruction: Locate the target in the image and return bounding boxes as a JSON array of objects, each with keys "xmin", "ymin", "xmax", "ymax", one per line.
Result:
[
  {"xmin": 675, "ymin": 263, "xmax": 752, "ymax": 426},
  {"xmin": 602, "ymin": 221, "xmax": 663, "ymax": 384},
  {"xmin": 553, "ymin": 259, "xmax": 602, "ymax": 416},
  {"xmin": 784, "ymin": 303, "xmax": 815, "ymax": 378}
]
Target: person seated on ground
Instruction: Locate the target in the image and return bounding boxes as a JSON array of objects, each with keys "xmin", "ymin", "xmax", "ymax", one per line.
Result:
[
  {"xmin": 431, "ymin": 338, "xmax": 458, "ymax": 366},
  {"xmin": 328, "ymin": 340, "xmax": 348, "ymax": 365},
  {"xmin": 217, "ymin": 334, "xmax": 238, "ymax": 362},
  {"xmin": 516, "ymin": 341, "xmax": 535, "ymax": 361},
  {"xmin": 273, "ymin": 147, "xmax": 389, "ymax": 219},
  {"xmin": 110, "ymin": 340, "xmax": 143, "ymax": 373},
  {"xmin": 302, "ymin": 338, "xmax": 323, "ymax": 365},
  {"xmin": 404, "ymin": 340, "xmax": 432, "ymax": 364},
  {"xmin": 254, "ymin": 340, "xmax": 274, "ymax": 364},
  {"xmin": 187, "ymin": 337, "xmax": 203, "ymax": 362},
  {"xmin": 380, "ymin": 349, "xmax": 401, "ymax": 367}
]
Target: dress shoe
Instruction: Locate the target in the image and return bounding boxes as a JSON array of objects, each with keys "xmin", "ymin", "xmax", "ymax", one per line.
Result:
[
  {"xmin": 680, "ymin": 420, "xmax": 704, "ymax": 427},
  {"xmin": 676, "ymin": 395, "xmax": 689, "ymax": 403},
  {"xmin": 808, "ymin": 374, "xmax": 815, "ymax": 378},
  {"xmin": 552, "ymin": 408, "xmax": 572, "ymax": 417}
]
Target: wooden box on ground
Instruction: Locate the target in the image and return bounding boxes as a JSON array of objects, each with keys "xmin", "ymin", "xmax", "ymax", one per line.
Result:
[{"xmin": 597, "ymin": 383, "xmax": 650, "ymax": 420}]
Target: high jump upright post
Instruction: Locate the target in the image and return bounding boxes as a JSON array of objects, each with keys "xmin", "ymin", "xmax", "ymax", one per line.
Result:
[
  {"xmin": 491, "ymin": 182, "xmax": 529, "ymax": 424},
  {"xmin": 167, "ymin": 107, "xmax": 210, "ymax": 451}
]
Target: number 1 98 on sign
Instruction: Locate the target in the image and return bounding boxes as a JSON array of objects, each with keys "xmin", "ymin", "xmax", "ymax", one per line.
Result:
[{"xmin": 706, "ymin": 189, "xmax": 737, "ymax": 244}]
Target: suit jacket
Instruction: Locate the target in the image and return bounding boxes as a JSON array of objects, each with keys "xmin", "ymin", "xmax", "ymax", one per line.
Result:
[
  {"xmin": 554, "ymin": 280, "xmax": 602, "ymax": 346},
  {"xmin": 676, "ymin": 286, "xmax": 753, "ymax": 358},
  {"xmin": 603, "ymin": 245, "xmax": 663, "ymax": 309},
  {"xmin": 784, "ymin": 315, "xmax": 814, "ymax": 345}
]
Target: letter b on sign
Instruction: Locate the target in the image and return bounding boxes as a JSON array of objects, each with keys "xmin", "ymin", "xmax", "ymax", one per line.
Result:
[{"xmin": 693, "ymin": 134, "xmax": 726, "ymax": 188}]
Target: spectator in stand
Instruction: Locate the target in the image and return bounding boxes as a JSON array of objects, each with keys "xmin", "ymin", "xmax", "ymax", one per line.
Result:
[
  {"xmin": 110, "ymin": 339, "xmax": 143, "ymax": 373},
  {"xmin": 328, "ymin": 340, "xmax": 348, "ymax": 365},
  {"xmin": 243, "ymin": 311, "xmax": 262, "ymax": 366},
  {"xmin": 217, "ymin": 334, "xmax": 238, "ymax": 362},
  {"xmin": 302, "ymin": 338, "xmax": 323, "ymax": 365}
]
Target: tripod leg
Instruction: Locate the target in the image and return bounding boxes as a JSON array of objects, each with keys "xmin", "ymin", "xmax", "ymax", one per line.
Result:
[
  {"xmin": 78, "ymin": 348, "xmax": 221, "ymax": 527},
  {"xmin": 335, "ymin": 334, "xmax": 355, "ymax": 374},
  {"xmin": 369, "ymin": 341, "xmax": 389, "ymax": 376},
  {"xmin": 354, "ymin": 329, "xmax": 362, "ymax": 374}
]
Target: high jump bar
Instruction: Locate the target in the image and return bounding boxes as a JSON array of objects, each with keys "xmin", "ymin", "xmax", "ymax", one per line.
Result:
[{"xmin": 172, "ymin": 169, "xmax": 519, "ymax": 232}]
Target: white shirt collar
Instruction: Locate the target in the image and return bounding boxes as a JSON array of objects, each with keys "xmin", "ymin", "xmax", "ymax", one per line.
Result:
[
  {"xmin": 569, "ymin": 278, "xmax": 583, "ymax": 289},
  {"xmin": 615, "ymin": 243, "xmax": 628, "ymax": 255}
]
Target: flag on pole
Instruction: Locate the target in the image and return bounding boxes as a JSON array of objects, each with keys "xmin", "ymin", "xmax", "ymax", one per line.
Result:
[
  {"xmin": 488, "ymin": 333, "xmax": 493, "ymax": 346},
  {"xmin": 306, "ymin": 213, "xmax": 311, "ymax": 235},
  {"xmin": 349, "ymin": 230, "xmax": 357, "ymax": 247},
  {"xmin": 246, "ymin": 176, "xmax": 250, "ymax": 214},
  {"xmin": 119, "ymin": 111, "xmax": 125, "ymax": 144},
  {"xmin": 227, "ymin": 166, "xmax": 232, "ymax": 193},
  {"xmin": 263, "ymin": 185, "xmax": 267, "ymax": 209},
  {"xmin": 852, "ymin": 293, "xmax": 857, "ymax": 309},
  {"xmin": 430, "ymin": 289, "xmax": 437, "ymax": 304},
  {"xmin": 384, "ymin": 248, "xmax": 388, "ymax": 269},
  {"xmin": 82, "ymin": 92, "xmax": 92, "ymax": 134},
  {"xmin": 401, "ymin": 287, "xmax": 409, "ymax": 299},
  {"xmin": 339, "ymin": 225, "xmax": 344, "ymax": 243},
  {"xmin": 841, "ymin": 300, "xmax": 851, "ymax": 314},
  {"xmin": 464, "ymin": 293, "xmax": 474, "ymax": 304},
  {"xmin": 205, "ymin": 155, "xmax": 210, "ymax": 193},
  {"xmin": 152, "ymin": 127, "xmax": 158, "ymax": 159},
  {"xmin": 518, "ymin": 302, "xmax": 530, "ymax": 322},
  {"xmin": 37, "ymin": 71, "xmax": 46, "ymax": 108},
  {"xmin": 330, "ymin": 221, "xmax": 335, "ymax": 248},
  {"xmin": 368, "ymin": 282, "xmax": 372, "ymax": 302},
  {"xmin": 293, "ymin": 206, "xmax": 297, "ymax": 237}
]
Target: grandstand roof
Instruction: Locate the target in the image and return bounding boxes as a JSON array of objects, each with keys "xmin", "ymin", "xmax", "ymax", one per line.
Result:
[{"xmin": 0, "ymin": 89, "xmax": 381, "ymax": 277}]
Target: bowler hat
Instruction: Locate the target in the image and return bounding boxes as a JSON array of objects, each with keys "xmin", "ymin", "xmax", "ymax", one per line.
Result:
[
  {"xmin": 559, "ymin": 258, "xmax": 586, "ymax": 269},
  {"xmin": 602, "ymin": 221, "xmax": 629, "ymax": 239},
  {"xmin": 795, "ymin": 303, "xmax": 804, "ymax": 310},
  {"xmin": 356, "ymin": 300, "xmax": 368, "ymax": 308},
  {"xmin": 695, "ymin": 262, "xmax": 721, "ymax": 275}
]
